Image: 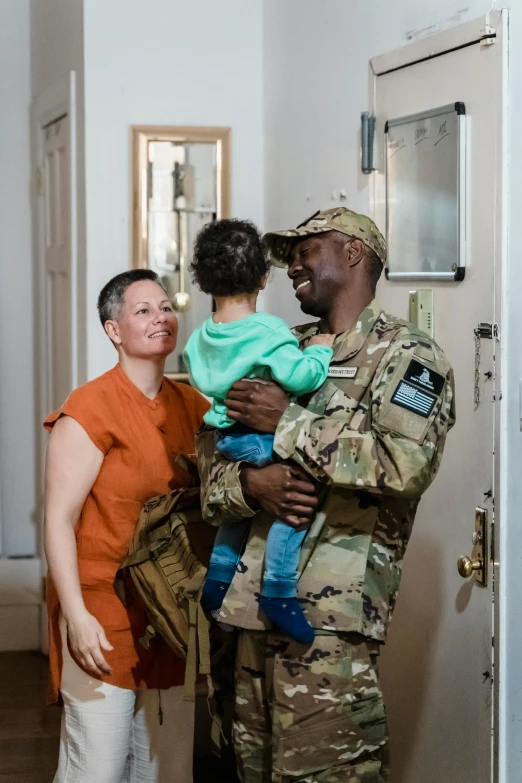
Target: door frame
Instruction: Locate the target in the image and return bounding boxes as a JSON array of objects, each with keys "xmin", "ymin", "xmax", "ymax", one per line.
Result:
[
  {"xmin": 31, "ymin": 71, "xmax": 79, "ymax": 650},
  {"xmin": 368, "ymin": 11, "xmax": 508, "ymax": 782}
]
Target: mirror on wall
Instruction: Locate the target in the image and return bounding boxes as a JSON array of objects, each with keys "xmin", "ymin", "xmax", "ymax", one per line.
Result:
[{"xmin": 132, "ymin": 125, "xmax": 231, "ymax": 379}]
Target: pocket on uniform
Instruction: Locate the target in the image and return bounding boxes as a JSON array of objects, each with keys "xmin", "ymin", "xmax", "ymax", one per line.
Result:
[{"xmin": 272, "ymin": 637, "xmax": 387, "ymax": 776}]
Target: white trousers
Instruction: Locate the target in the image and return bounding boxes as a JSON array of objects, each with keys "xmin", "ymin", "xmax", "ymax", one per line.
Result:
[{"xmin": 54, "ymin": 617, "xmax": 195, "ymax": 783}]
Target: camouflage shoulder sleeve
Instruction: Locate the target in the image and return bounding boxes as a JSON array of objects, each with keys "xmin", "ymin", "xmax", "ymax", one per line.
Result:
[
  {"xmin": 195, "ymin": 426, "xmax": 257, "ymax": 525},
  {"xmin": 274, "ymin": 334, "xmax": 456, "ymax": 498}
]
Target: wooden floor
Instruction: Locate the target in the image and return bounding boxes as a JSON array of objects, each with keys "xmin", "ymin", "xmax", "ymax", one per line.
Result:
[
  {"xmin": 0, "ymin": 652, "xmax": 238, "ymax": 783},
  {"xmin": 0, "ymin": 652, "xmax": 61, "ymax": 783}
]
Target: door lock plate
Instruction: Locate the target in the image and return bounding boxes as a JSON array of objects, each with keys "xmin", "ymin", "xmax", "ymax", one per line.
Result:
[
  {"xmin": 457, "ymin": 508, "xmax": 488, "ymax": 586},
  {"xmin": 473, "ymin": 507, "xmax": 488, "ymax": 586}
]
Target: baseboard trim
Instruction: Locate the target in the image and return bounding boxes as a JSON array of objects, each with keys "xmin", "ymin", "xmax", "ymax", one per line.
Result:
[{"xmin": 0, "ymin": 557, "xmax": 42, "ymax": 651}]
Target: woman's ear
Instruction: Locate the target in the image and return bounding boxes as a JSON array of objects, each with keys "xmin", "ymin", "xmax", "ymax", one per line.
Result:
[{"xmin": 104, "ymin": 320, "xmax": 122, "ymax": 345}]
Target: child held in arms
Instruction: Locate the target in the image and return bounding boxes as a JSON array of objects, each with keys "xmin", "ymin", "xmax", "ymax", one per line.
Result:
[{"xmin": 184, "ymin": 219, "xmax": 333, "ymax": 644}]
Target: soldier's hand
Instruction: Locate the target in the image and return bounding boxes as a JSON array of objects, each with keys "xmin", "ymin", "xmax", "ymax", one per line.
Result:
[
  {"xmin": 226, "ymin": 380, "xmax": 289, "ymax": 434},
  {"xmin": 241, "ymin": 464, "xmax": 318, "ymax": 527}
]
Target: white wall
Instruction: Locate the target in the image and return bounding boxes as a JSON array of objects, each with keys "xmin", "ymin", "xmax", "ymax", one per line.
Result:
[
  {"xmin": 0, "ymin": 0, "xmax": 35, "ymax": 556},
  {"xmin": 83, "ymin": 0, "xmax": 265, "ymax": 379},
  {"xmin": 30, "ymin": 0, "xmax": 83, "ymax": 98},
  {"xmin": 262, "ymin": 1, "xmax": 522, "ymax": 780}
]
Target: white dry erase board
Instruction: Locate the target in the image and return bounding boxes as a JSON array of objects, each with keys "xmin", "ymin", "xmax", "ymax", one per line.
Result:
[{"xmin": 385, "ymin": 103, "xmax": 466, "ymax": 281}]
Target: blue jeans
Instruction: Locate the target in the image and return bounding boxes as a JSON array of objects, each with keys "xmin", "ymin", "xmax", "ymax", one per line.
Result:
[{"xmin": 207, "ymin": 423, "xmax": 307, "ymax": 599}]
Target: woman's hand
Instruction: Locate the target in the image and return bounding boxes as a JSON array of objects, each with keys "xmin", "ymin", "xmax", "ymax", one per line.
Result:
[{"xmin": 66, "ymin": 609, "xmax": 114, "ymax": 676}]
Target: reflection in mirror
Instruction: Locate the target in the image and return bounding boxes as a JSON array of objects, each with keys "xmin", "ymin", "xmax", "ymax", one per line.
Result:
[{"xmin": 132, "ymin": 126, "xmax": 231, "ymax": 379}]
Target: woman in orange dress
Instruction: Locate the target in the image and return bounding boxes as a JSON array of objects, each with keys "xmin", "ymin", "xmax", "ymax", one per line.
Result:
[{"xmin": 44, "ymin": 269, "xmax": 209, "ymax": 783}]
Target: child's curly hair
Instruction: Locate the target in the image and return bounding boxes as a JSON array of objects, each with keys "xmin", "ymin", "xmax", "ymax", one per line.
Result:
[{"xmin": 190, "ymin": 219, "xmax": 270, "ymax": 297}]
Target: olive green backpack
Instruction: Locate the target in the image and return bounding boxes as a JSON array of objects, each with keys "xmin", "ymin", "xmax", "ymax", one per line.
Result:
[{"xmin": 114, "ymin": 484, "xmax": 217, "ymax": 700}]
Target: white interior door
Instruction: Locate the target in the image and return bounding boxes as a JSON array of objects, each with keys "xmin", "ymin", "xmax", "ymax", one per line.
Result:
[
  {"xmin": 372, "ymin": 14, "xmax": 505, "ymax": 783},
  {"xmin": 43, "ymin": 114, "xmax": 73, "ymax": 411},
  {"xmin": 39, "ymin": 113, "xmax": 73, "ymax": 651}
]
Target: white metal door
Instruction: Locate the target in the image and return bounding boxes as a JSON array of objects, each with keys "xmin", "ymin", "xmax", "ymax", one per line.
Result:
[
  {"xmin": 43, "ymin": 114, "xmax": 73, "ymax": 411},
  {"xmin": 372, "ymin": 14, "xmax": 505, "ymax": 783}
]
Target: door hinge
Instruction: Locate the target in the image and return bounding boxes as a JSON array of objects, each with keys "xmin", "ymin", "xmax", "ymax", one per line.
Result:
[
  {"xmin": 33, "ymin": 166, "xmax": 44, "ymax": 197},
  {"xmin": 361, "ymin": 112, "xmax": 376, "ymax": 174}
]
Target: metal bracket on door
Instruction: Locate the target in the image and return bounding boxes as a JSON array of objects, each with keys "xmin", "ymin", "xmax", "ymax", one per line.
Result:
[
  {"xmin": 480, "ymin": 24, "xmax": 496, "ymax": 46},
  {"xmin": 457, "ymin": 508, "xmax": 488, "ymax": 586},
  {"xmin": 474, "ymin": 322, "xmax": 498, "ymax": 408},
  {"xmin": 475, "ymin": 323, "xmax": 499, "ymax": 340}
]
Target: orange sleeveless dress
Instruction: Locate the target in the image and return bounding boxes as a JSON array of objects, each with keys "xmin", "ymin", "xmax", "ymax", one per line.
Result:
[{"xmin": 44, "ymin": 364, "xmax": 209, "ymax": 704}]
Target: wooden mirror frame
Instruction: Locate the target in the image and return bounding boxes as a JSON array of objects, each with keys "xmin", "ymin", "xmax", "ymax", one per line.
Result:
[{"xmin": 130, "ymin": 125, "xmax": 231, "ymax": 381}]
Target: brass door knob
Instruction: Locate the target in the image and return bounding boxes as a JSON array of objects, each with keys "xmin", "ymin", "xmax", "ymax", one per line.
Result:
[{"xmin": 457, "ymin": 555, "xmax": 482, "ymax": 579}]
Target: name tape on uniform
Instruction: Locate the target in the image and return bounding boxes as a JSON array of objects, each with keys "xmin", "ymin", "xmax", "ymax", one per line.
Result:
[
  {"xmin": 391, "ymin": 380, "xmax": 437, "ymax": 418},
  {"xmin": 328, "ymin": 367, "xmax": 358, "ymax": 379}
]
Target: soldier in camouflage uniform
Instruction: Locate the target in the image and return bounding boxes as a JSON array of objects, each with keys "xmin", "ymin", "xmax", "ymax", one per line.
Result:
[{"xmin": 195, "ymin": 208, "xmax": 456, "ymax": 783}]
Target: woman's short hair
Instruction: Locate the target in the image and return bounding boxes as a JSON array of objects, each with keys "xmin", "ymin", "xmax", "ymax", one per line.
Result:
[
  {"xmin": 97, "ymin": 269, "xmax": 164, "ymax": 327},
  {"xmin": 189, "ymin": 219, "xmax": 269, "ymax": 297}
]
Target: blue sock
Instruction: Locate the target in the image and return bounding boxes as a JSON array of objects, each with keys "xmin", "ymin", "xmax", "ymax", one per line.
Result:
[
  {"xmin": 259, "ymin": 596, "xmax": 315, "ymax": 645},
  {"xmin": 201, "ymin": 578, "xmax": 230, "ymax": 611}
]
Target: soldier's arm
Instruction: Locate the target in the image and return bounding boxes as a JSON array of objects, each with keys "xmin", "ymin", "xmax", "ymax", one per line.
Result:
[
  {"xmin": 273, "ymin": 338, "xmax": 456, "ymax": 499},
  {"xmin": 195, "ymin": 426, "xmax": 257, "ymax": 526},
  {"xmin": 195, "ymin": 426, "xmax": 320, "ymax": 526}
]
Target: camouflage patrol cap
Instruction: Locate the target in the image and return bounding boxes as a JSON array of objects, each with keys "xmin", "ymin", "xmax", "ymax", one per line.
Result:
[{"xmin": 264, "ymin": 207, "xmax": 387, "ymax": 268}]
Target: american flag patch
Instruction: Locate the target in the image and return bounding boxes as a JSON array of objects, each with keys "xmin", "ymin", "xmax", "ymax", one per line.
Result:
[{"xmin": 391, "ymin": 380, "xmax": 437, "ymax": 418}]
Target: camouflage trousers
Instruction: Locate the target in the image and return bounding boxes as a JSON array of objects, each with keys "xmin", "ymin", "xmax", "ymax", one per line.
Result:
[{"xmin": 233, "ymin": 630, "xmax": 389, "ymax": 783}]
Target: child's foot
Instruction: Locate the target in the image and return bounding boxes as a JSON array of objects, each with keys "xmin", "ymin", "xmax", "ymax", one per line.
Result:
[
  {"xmin": 201, "ymin": 578, "xmax": 230, "ymax": 612},
  {"xmin": 259, "ymin": 596, "xmax": 315, "ymax": 645}
]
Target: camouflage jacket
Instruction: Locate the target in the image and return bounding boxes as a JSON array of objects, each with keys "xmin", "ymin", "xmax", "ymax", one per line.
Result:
[{"xmin": 195, "ymin": 300, "xmax": 455, "ymax": 642}]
